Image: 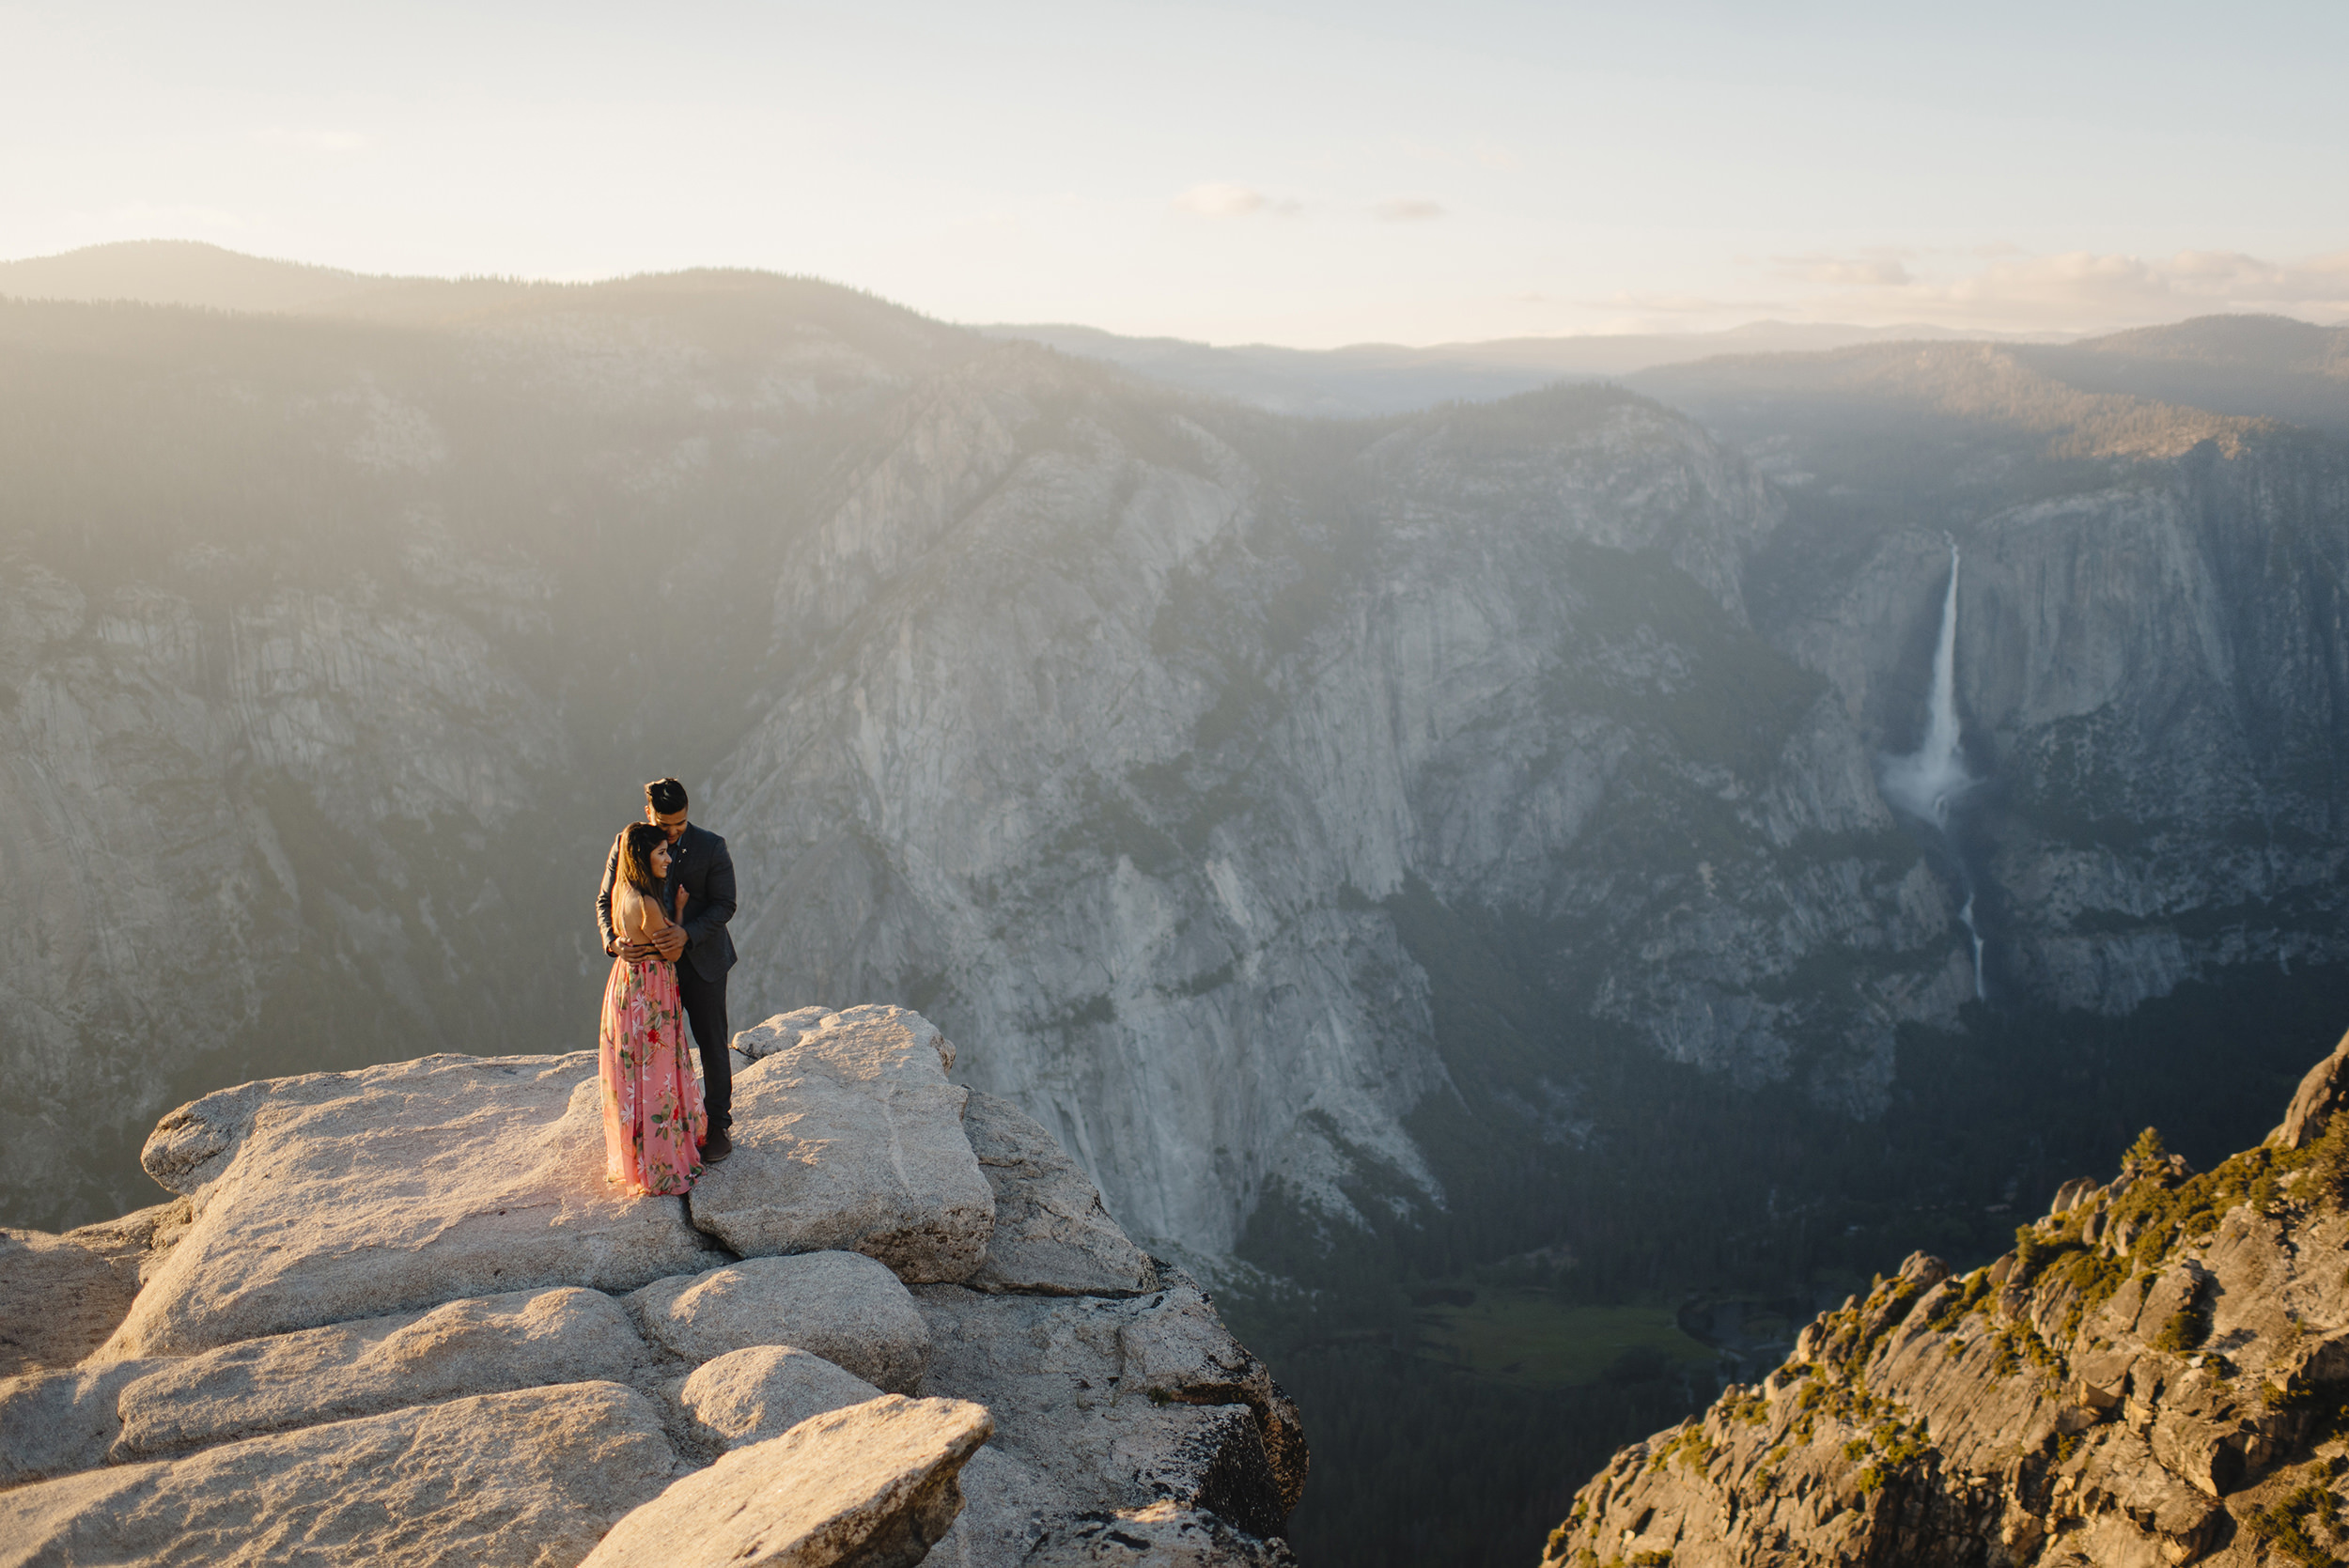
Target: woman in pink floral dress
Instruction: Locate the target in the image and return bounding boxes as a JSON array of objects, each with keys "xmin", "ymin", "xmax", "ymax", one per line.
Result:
[{"xmin": 599, "ymin": 822, "xmax": 707, "ymax": 1195}]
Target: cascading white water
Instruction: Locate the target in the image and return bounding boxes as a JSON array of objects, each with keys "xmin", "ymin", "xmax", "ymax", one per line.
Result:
[
  {"xmin": 1880, "ymin": 542, "xmax": 1986, "ymax": 1000},
  {"xmin": 1957, "ymin": 894, "xmax": 1986, "ymax": 1002},
  {"xmin": 1880, "ymin": 543, "xmax": 1971, "ymax": 828}
]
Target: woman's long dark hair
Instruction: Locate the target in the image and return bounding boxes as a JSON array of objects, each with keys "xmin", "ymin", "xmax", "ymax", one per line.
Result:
[{"xmin": 619, "ymin": 822, "xmax": 668, "ymax": 896}]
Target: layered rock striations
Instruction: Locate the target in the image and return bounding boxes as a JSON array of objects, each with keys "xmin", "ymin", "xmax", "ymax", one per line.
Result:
[
  {"xmin": 0, "ymin": 1005, "xmax": 1304, "ymax": 1567},
  {"xmin": 1548, "ymin": 1032, "xmax": 2349, "ymax": 1568}
]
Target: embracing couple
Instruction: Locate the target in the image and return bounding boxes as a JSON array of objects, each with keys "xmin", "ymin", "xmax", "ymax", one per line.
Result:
[{"xmin": 594, "ymin": 776, "xmax": 738, "ymax": 1197}]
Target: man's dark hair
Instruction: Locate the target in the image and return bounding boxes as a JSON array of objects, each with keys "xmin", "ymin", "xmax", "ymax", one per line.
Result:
[{"xmin": 646, "ymin": 777, "xmax": 689, "ymax": 815}]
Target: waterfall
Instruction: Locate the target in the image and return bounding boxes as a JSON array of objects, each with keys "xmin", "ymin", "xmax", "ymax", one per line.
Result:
[
  {"xmin": 1880, "ymin": 543, "xmax": 1971, "ymax": 828},
  {"xmin": 1957, "ymin": 894, "xmax": 1986, "ymax": 1002},
  {"xmin": 1880, "ymin": 542, "xmax": 1985, "ymax": 1000}
]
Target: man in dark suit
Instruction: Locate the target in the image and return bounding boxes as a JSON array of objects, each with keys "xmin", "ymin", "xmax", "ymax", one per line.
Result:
[{"xmin": 598, "ymin": 777, "xmax": 739, "ymax": 1161}]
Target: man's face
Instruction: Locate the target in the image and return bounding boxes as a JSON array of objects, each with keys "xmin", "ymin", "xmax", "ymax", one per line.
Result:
[{"xmin": 648, "ymin": 805, "xmax": 688, "ymax": 842}]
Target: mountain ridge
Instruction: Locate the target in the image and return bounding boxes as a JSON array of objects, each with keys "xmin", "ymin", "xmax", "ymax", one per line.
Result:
[
  {"xmin": 1548, "ymin": 1030, "xmax": 2349, "ymax": 1568},
  {"xmin": 8, "ymin": 274, "xmax": 2349, "ymax": 1258},
  {"xmin": 9, "ymin": 253, "xmax": 2349, "ymax": 1564}
]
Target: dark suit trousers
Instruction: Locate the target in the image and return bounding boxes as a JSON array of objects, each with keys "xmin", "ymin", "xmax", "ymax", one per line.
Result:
[{"xmin": 677, "ymin": 965, "xmax": 732, "ymax": 1135}]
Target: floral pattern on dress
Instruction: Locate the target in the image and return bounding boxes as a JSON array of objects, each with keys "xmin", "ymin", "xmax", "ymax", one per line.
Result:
[{"xmin": 599, "ymin": 955, "xmax": 707, "ymax": 1197}]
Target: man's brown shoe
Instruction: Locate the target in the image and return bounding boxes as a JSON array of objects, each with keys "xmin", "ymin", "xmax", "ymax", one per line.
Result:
[{"xmin": 703, "ymin": 1129, "xmax": 734, "ymax": 1164}]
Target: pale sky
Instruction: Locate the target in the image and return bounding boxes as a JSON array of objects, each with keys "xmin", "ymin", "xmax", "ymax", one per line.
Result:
[{"xmin": 3, "ymin": 0, "xmax": 2344, "ymax": 347}]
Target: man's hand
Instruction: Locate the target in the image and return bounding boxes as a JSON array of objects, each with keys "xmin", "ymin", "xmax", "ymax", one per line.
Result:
[
  {"xmin": 614, "ymin": 936, "xmax": 661, "ymax": 962},
  {"xmin": 653, "ymin": 924, "xmax": 687, "ymax": 961}
]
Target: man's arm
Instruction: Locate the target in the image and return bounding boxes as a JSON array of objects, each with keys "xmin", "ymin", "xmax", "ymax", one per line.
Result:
[
  {"xmin": 680, "ymin": 838, "xmax": 737, "ymax": 951},
  {"xmin": 595, "ymin": 835, "xmax": 623, "ymax": 955}
]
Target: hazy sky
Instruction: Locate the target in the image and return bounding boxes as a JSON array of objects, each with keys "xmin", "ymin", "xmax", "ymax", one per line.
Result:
[{"xmin": 3, "ymin": 0, "xmax": 2344, "ymax": 346}]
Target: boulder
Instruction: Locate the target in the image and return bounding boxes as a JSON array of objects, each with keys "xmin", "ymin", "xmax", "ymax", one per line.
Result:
[
  {"xmin": 1025, "ymin": 1501, "xmax": 1300, "ymax": 1566},
  {"xmin": 578, "ymin": 1394, "xmax": 991, "ymax": 1568},
  {"xmin": 60, "ymin": 1200, "xmax": 194, "ymax": 1289},
  {"xmin": 690, "ymin": 1007, "xmax": 994, "ymax": 1282},
  {"xmin": 0, "ymin": 1229, "xmax": 142, "ymax": 1377},
  {"xmin": 925, "ymin": 1444, "xmax": 1057, "ymax": 1568},
  {"xmin": 0, "ymin": 1381, "xmax": 682, "ymax": 1567},
  {"xmin": 631, "ymin": 1251, "xmax": 930, "ymax": 1394},
  {"xmin": 731, "ymin": 1006, "xmax": 835, "ymax": 1061},
  {"xmin": 1112, "ymin": 1278, "xmax": 1307, "ymax": 1515},
  {"xmin": 2046, "ymin": 1176, "xmax": 2096, "ymax": 1216},
  {"xmin": 678, "ymin": 1345, "xmax": 885, "ymax": 1452},
  {"xmin": 113, "ymin": 1285, "xmax": 650, "ymax": 1462},
  {"xmin": 0, "ymin": 1359, "xmax": 163, "ymax": 1492},
  {"xmin": 2, "ymin": 1023, "xmax": 1308, "ymax": 1565},
  {"xmin": 106, "ymin": 1054, "xmax": 722, "ymax": 1358},
  {"xmin": 2279, "ymin": 1026, "xmax": 2349, "ymax": 1148},
  {"xmin": 913, "ymin": 1277, "xmax": 1301, "ymax": 1544},
  {"xmin": 962, "ymin": 1093, "xmax": 1155, "ymax": 1297}
]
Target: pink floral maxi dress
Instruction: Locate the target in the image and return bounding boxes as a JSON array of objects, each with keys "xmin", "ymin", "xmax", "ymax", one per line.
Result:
[{"xmin": 599, "ymin": 955, "xmax": 706, "ymax": 1196}]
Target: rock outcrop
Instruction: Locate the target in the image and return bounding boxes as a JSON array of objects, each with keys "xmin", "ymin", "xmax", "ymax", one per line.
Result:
[
  {"xmin": 1546, "ymin": 1036, "xmax": 2349, "ymax": 1567},
  {"xmin": 676, "ymin": 1345, "xmax": 887, "ymax": 1452},
  {"xmin": 696, "ymin": 1006, "xmax": 995, "ymax": 1281},
  {"xmin": 914, "ymin": 1278, "xmax": 1309, "ymax": 1561},
  {"xmin": 110, "ymin": 1286, "xmax": 650, "ymax": 1462},
  {"xmin": 2, "ymin": 1382, "xmax": 684, "ymax": 1568},
  {"xmin": 579, "ymin": 1395, "xmax": 992, "ymax": 1568},
  {"xmin": 0, "ymin": 1228, "xmax": 142, "ymax": 1378},
  {"xmin": 629, "ymin": 1252, "xmax": 931, "ymax": 1394},
  {"xmin": 0, "ymin": 1008, "xmax": 1302, "ymax": 1567},
  {"xmin": 1025, "ymin": 1501, "xmax": 1301, "ymax": 1567},
  {"xmin": 2279, "ymin": 1031, "xmax": 2349, "ymax": 1150},
  {"xmin": 107, "ymin": 1054, "xmax": 720, "ymax": 1358},
  {"xmin": 961, "ymin": 1093, "xmax": 1156, "ymax": 1297}
]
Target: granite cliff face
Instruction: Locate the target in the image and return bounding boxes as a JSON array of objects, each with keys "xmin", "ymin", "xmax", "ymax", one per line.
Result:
[
  {"xmin": 1640, "ymin": 345, "xmax": 2349, "ymax": 1030},
  {"xmin": 6, "ymin": 284, "xmax": 2348, "ymax": 1279},
  {"xmin": 1548, "ymin": 1031, "xmax": 2349, "ymax": 1568},
  {"xmin": 709, "ymin": 368, "xmax": 1945, "ymax": 1249},
  {"xmin": 0, "ymin": 1006, "xmax": 1305, "ymax": 1567},
  {"xmin": 0, "ymin": 281, "xmax": 965, "ymax": 1226}
]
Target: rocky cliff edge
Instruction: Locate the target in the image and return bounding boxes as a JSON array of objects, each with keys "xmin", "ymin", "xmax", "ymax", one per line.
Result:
[
  {"xmin": 1548, "ymin": 1031, "xmax": 2349, "ymax": 1568},
  {"xmin": 0, "ymin": 1004, "xmax": 1306, "ymax": 1568}
]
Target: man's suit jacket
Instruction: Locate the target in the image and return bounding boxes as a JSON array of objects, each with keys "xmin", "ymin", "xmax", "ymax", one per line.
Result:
[{"xmin": 597, "ymin": 824, "xmax": 739, "ymax": 985}]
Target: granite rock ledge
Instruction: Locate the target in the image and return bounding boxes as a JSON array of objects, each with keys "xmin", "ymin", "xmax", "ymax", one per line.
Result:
[
  {"xmin": 1548, "ymin": 1027, "xmax": 2349, "ymax": 1568},
  {"xmin": 0, "ymin": 1003, "xmax": 1305, "ymax": 1568}
]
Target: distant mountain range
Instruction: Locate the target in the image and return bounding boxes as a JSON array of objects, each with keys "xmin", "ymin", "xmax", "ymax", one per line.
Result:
[
  {"xmin": 11, "ymin": 241, "xmax": 2346, "ymax": 427},
  {"xmin": 972, "ymin": 319, "xmax": 2077, "ymax": 416},
  {"xmin": 9, "ymin": 240, "xmax": 2349, "ymax": 1565},
  {"xmin": 0, "ymin": 240, "xmax": 569, "ymax": 324},
  {"xmin": 8, "ymin": 239, "xmax": 2349, "ymax": 1270}
]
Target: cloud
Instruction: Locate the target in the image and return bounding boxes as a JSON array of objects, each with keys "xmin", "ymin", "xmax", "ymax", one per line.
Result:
[
  {"xmin": 1173, "ymin": 182, "xmax": 1298, "ymax": 219},
  {"xmin": 259, "ymin": 127, "xmax": 372, "ymax": 156},
  {"xmin": 1588, "ymin": 290, "xmax": 1787, "ymax": 316},
  {"xmin": 1773, "ymin": 253, "xmax": 1912, "ymax": 287},
  {"xmin": 1373, "ymin": 198, "xmax": 1444, "ymax": 223},
  {"xmin": 1810, "ymin": 248, "xmax": 2349, "ymax": 331},
  {"xmin": 1548, "ymin": 249, "xmax": 2349, "ymax": 337}
]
